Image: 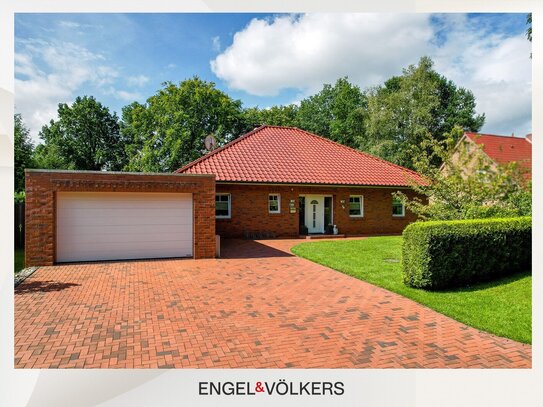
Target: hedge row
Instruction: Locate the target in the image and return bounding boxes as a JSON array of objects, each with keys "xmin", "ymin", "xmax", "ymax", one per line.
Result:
[{"xmin": 402, "ymin": 217, "xmax": 531, "ymax": 290}]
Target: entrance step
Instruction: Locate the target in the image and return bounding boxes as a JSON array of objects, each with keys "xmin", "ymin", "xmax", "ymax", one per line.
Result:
[{"xmin": 303, "ymin": 234, "xmax": 346, "ymax": 240}]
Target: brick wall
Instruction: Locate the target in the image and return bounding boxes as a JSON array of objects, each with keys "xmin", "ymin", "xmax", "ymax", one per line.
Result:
[
  {"xmin": 215, "ymin": 183, "xmax": 422, "ymax": 238},
  {"xmin": 25, "ymin": 170, "xmax": 216, "ymax": 266}
]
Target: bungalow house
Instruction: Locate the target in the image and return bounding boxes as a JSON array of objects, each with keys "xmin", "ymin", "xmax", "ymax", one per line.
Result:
[
  {"xmin": 176, "ymin": 125, "xmax": 424, "ymax": 238},
  {"xmin": 25, "ymin": 125, "xmax": 425, "ymax": 266},
  {"xmin": 444, "ymin": 132, "xmax": 532, "ymax": 181}
]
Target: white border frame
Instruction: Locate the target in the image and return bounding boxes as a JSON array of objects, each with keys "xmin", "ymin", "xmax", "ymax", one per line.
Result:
[{"xmin": 2, "ymin": 5, "xmax": 541, "ymax": 407}]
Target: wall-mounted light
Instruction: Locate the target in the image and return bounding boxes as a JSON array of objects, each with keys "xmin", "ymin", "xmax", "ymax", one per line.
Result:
[{"xmin": 340, "ymin": 199, "xmax": 346, "ymax": 209}]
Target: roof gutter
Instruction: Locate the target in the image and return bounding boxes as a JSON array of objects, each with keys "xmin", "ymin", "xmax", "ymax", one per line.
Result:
[{"xmin": 216, "ymin": 181, "xmax": 416, "ymax": 189}]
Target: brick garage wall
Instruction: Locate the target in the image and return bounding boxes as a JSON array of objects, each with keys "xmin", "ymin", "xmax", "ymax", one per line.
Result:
[
  {"xmin": 215, "ymin": 183, "xmax": 422, "ymax": 238},
  {"xmin": 25, "ymin": 170, "xmax": 216, "ymax": 266}
]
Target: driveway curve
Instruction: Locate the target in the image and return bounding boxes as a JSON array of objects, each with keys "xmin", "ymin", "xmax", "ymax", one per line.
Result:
[{"xmin": 15, "ymin": 238, "xmax": 531, "ymax": 368}]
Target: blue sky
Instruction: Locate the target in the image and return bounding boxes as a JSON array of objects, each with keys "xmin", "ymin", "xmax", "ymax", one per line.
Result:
[{"xmin": 15, "ymin": 13, "xmax": 531, "ymax": 143}]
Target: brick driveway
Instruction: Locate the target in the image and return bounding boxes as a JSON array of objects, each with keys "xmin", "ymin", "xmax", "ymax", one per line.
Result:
[{"xmin": 15, "ymin": 238, "xmax": 531, "ymax": 368}]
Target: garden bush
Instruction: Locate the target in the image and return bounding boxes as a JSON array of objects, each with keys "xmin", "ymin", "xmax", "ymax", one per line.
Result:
[
  {"xmin": 402, "ymin": 217, "xmax": 531, "ymax": 290},
  {"xmin": 14, "ymin": 191, "xmax": 25, "ymax": 203}
]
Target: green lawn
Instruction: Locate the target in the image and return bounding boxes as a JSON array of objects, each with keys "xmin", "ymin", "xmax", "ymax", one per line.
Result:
[
  {"xmin": 291, "ymin": 236, "xmax": 531, "ymax": 344},
  {"xmin": 15, "ymin": 249, "xmax": 25, "ymax": 274}
]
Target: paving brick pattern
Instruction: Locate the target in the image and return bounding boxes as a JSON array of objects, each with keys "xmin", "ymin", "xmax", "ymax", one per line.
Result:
[{"xmin": 15, "ymin": 239, "xmax": 531, "ymax": 368}]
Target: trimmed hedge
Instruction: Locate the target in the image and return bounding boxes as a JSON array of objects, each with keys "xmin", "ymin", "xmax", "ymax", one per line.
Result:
[{"xmin": 402, "ymin": 217, "xmax": 531, "ymax": 290}]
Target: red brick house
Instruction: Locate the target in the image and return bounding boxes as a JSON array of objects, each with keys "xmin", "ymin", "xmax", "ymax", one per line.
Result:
[
  {"xmin": 25, "ymin": 125, "xmax": 425, "ymax": 266},
  {"xmin": 177, "ymin": 126, "xmax": 424, "ymax": 238},
  {"xmin": 447, "ymin": 132, "xmax": 532, "ymax": 181}
]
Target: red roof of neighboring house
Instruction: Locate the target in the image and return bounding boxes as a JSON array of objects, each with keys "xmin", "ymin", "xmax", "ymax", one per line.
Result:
[
  {"xmin": 465, "ymin": 132, "xmax": 532, "ymax": 179},
  {"xmin": 177, "ymin": 126, "xmax": 424, "ymax": 187}
]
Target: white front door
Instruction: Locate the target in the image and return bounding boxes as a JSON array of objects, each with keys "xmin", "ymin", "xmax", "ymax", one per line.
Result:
[{"xmin": 305, "ymin": 195, "xmax": 325, "ymax": 234}]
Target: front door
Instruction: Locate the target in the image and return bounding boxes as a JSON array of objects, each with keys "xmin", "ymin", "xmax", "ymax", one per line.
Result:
[{"xmin": 305, "ymin": 195, "xmax": 325, "ymax": 234}]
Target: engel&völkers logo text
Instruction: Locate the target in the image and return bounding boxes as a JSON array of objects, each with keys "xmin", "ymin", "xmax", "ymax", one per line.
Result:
[{"xmin": 199, "ymin": 380, "xmax": 344, "ymax": 396}]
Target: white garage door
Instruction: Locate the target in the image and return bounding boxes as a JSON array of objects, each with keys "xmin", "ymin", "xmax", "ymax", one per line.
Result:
[{"xmin": 56, "ymin": 192, "xmax": 193, "ymax": 262}]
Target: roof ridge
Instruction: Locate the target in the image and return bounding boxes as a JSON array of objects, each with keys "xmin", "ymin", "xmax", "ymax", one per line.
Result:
[
  {"xmin": 291, "ymin": 126, "xmax": 423, "ymax": 179},
  {"xmin": 176, "ymin": 125, "xmax": 425, "ymax": 185},
  {"xmin": 175, "ymin": 125, "xmax": 267, "ymax": 173},
  {"xmin": 466, "ymin": 132, "xmax": 529, "ymax": 140},
  {"xmin": 179, "ymin": 125, "xmax": 421, "ymax": 178}
]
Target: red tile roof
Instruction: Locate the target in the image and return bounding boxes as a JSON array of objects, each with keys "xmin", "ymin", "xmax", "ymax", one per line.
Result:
[
  {"xmin": 177, "ymin": 126, "xmax": 425, "ymax": 187},
  {"xmin": 465, "ymin": 132, "xmax": 532, "ymax": 179}
]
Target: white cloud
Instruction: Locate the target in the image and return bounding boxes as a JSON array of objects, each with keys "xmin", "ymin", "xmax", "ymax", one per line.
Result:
[
  {"xmin": 212, "ymin": 13, "xmax": 531, "ymax": 136},
  {"xmin": 57, "ymin": 20, "xmax": 103, "ymax": 31},
  {"xmin": 104, "ymin": 87, "xmax": 143, "ymax": 101},
  {"xmin": 58, "ymin": 20, "xmax": 80, "ymax": 29},
  {"xmin": 116, "ymin": 90, "xmax": 141, "ymax": 101},
  {"xmin": 126, "ymin": 74, "xmax": 149, "ymax": 87},
  {"xmin": 212, "ymin": 36, "xmax": 221, "ymax": 52},
  {"xmin": 211, "ymin": 14, "xmax": 433, "ymax": 96},
  {"xmin": 15, "ymin": 39, "xmax": 119, "ymax": 142},
  {"xmin": 431, "ymin": 15, "xmax": 532, "ymax": 136}
]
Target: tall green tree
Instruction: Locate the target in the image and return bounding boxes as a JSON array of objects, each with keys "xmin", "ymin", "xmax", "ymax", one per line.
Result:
[
  {"xmin": 365, "ymin": 57, "xmax": 485, "ymax": 168},
  {"xmin": 36, "ymin": 96, "xmax": 124, "ymax": 171},
  {"xmin": 394, "ymin": 126, "xmax": 530, "ymax": 221},
  {"xmin": 14, "ymin": 113, "xmax": 34, "ymax": 192},
  {"xmin": 242, "ymin": 104, "xmax": 299, "ymax": 129},
  {"xmin": 527, "ymin": 13, "xmax": 532, "ymax": 42},
  {"xmin": 527, "ymin": 13, "xmax": 532, "ymax": 58},
  {"xmin": 296, "ymin": 77, "xmax": 367, "ymax": 148},
  {"xmin": 122, "ymin": 77, "xmax": 246, "ymax": 172},
  {"xmin": 33, "ymin": 143, "xmax": 72, "ymax": 170}
]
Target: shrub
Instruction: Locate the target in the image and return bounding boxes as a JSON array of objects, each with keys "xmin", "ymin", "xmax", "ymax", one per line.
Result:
[
  {"xmin": 402, "ymin": 217, "xmax": 531, "ymax": 290},
  {"xmin": 14, "ymin": 191, "xmax": 25, "ymax": 203}
]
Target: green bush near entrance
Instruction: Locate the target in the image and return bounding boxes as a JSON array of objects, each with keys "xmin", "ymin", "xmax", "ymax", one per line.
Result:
[{"xmin": 402, "ymin": 217, "xmax": 531, "ymax": 290}]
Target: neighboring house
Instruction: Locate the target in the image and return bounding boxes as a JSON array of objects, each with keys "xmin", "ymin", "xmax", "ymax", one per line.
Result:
[
  {"xmin": 445, "ymin": 132, "xmax": 532, "ymax": 181},
  {"xmin": 177, "ymin": 125, "xmax": 424, "ymax": 238},
  {"xmin": 25, "ymin": 125, "xmax": 425, "ymax": 266}
]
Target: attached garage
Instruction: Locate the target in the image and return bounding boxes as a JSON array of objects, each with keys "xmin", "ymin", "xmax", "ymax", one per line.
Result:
[
  {"xmin": 25, "ymin": 170, "xmax": 216, "ymax": 266},
  {"xmin": 56, "ymin": 192, "xmax": 193, "ymax": 262}
]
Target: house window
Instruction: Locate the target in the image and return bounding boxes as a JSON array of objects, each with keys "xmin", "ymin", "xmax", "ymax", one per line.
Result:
[
  {"xmin": 349, "ymin": 195, "xmax": 363, "ymax": 217},
  {"xmin": 269, "ymin": 194, "xmax": 280, "ymax": 214},
  {"xmin": 392, "ymin": 198, "xmax": 405, "ymax": 217},
  {"xmin": 216, "ymin": 194, "xmax": 231, "ymax": 218}
]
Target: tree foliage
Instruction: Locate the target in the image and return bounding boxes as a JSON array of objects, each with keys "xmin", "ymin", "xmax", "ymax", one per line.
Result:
[
  {"xmin": 14, "ymin": 191, "xmax": 26, "ymax": 203},
  {"xmin": 297, "ymin": 77, "xmax": 367, "ymax": 148},
  {"xmin": 122, "ymin": 77, "xmax": 246, "ymax": 172},
  {"xmin": 36, "ymin": 96, "xmax": 124, "ymax": 171},
  {"xmin": 27, "ymin": 57, "xmax": 490, "ymax": 179},
  {"xmin": 14, "ymin": 114, "xmax": 34, "ymax": 192},
  {"xmin": 527, "ymin": 13, "xmax": 532, "ymax": 58},
  {"xmin": 364, "ymin": 57, "xmax": 484, "ymax": 168},
  {"xmin": 527, "ymin": 13, "xmax": 532, "ymax": 42},
  {"xmin": 394, "ymin": 126, "xmax": 531, "ymax": 221},
  {"xmin": 33, "ymin": 143, "xmax": 73, "ymax": 170},
  {"xmin": 242, "ymin": 104, "xmax": 299, "ymax": 129}
]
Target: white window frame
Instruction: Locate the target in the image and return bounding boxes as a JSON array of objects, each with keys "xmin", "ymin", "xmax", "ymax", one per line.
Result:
[
  {"xmin": 215, "ymin": 193, "xmax": 231, "ymax": 219},
  {"xmin": 349, "ymin": 195, "xmax": 364, "ymax": 218},
  {"xmin": 268, "ymin": 193, "xmax": 281, "ymax": 214},
  {"xmin": 392, "ymin": 198, "xmax": 405, "ymax": 217}
]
